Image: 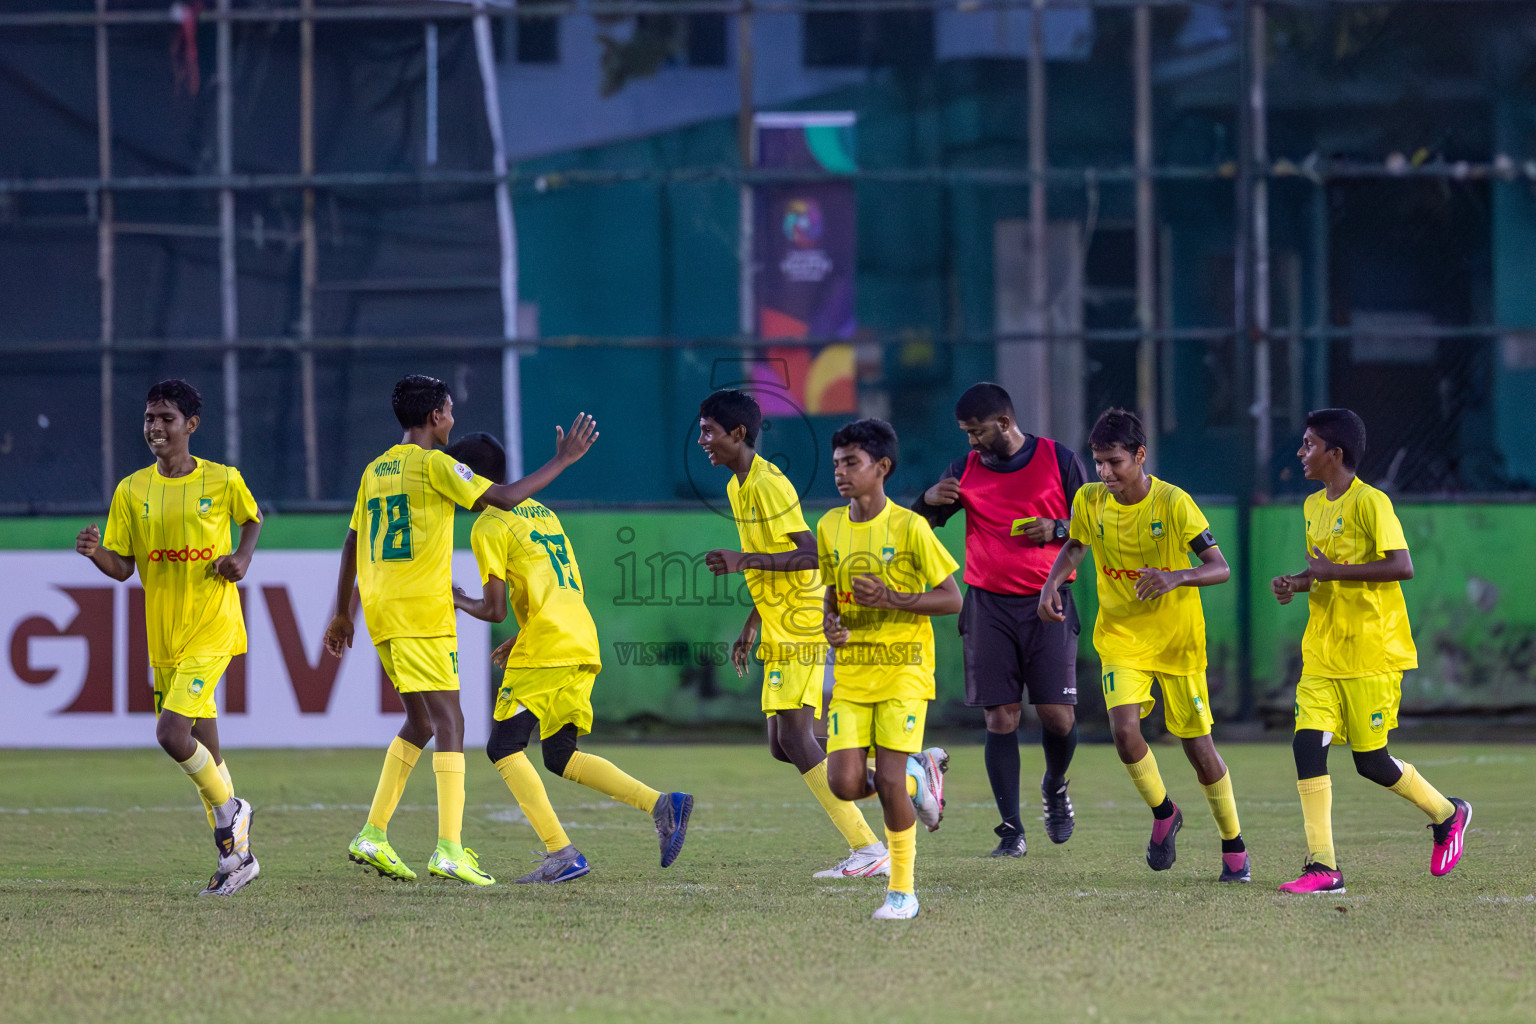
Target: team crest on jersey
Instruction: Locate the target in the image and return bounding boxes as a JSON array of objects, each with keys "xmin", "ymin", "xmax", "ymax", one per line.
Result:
[
  {"xmin": 903, "ymin": 714, "xmax": 917, "ymax": 733},
  {"xmin": 882, "ymin": 546, "xmax": 896, "ymax": 563},
  {"xmin": 198, "ymin": 497, "xmax": 212, "ymax": 517},
  {"xmin": 1371, "ymin": 711, "xmax": 1384, "ymax": 731},
  {"xmin": 1333, "ymin": 516, "xmax": 1345, "ymax": 535},
  {"xmin": 1150, "ymin": 520, "xmax": 1164, "ymax": 538},
  {"xmin": 768, "ymin": 669, "xmax": 783, "ymax": 690},
  {"xmin": 454, "ymin": 462, "xmax": 474, "ymax": 483},
  {"xmin": 189, "ymin": 677, "xmax": 206, "ymax": 696}
]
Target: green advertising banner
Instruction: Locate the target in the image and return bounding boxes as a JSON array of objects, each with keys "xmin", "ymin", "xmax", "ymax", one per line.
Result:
[{"xmin": 8, "ymin": 502, "xmax": 1532, "ymax": 728}]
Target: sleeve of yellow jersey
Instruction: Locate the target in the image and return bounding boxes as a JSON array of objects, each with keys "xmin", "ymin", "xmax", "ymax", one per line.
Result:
[
  {"xmin": 1361, "ymin": 487, "xmax": 1409, "ymax": 555},
  {"xmin": 102, "ymin": 479, "xmax": 135, "ymax": 557},
  {"xmin": 469, "ymin": 515, "xmax": 510, "ymax": 586},
  {"xmin": 425, "ymin": 449, "xmax": 493, "ymax": 509},
  {"xmin": 227, "ymin": 467, "xmax": 261, "ymax": 525},
  {"xmin": 907, "ymin": 514, "xmax": 959, "ymax": 588},
  {"xmin": 816, "ymin": 512, "xmax": 837, "ymax": 587},
  {"xmin": 1068, "ymin": 486, "xmax": 1095, "ymax": 546},
  {"xmin": 1170, "ymin": 487, "xmax": 1211, "ymax": 548},
  {"xmin": 348, "ymin": 476, "xmax": 367, "ymax": 535},
  {"xmin": 757, "ymin": 467, "xmax": 810, "ymax": 540}
]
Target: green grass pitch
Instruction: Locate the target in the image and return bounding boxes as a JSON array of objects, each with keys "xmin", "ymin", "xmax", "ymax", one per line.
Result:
[{"xmin": 0, "ymin": 741, "xmax": 1531, "ymax": 1023}]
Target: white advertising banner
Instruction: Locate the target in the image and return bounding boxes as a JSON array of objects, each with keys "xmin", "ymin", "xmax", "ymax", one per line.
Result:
[{"xmin": 0, "ymin": 551, "xmax": 491, "ymax": 748}]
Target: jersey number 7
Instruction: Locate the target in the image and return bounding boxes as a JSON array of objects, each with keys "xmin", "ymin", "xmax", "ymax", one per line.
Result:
[{"xmin": 529, "ymin": 530, "xmax": 579, "ymax": 590}]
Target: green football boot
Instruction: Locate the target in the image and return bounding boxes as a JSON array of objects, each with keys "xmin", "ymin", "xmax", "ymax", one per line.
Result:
[
  {"xmin": 427, "ymin": 841, "xmax": 496, "ymax": 887},
  {"xmin": 348, "ymin": 825, "xmax": 418, "ymax": 881}
]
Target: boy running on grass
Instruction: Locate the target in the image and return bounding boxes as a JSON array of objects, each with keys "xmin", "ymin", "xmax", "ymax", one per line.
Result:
[
  {"xmin": 820, "ymin": 419, "xmax": 962, "ymax": 920},
  {"xmin": 323, "ymin": 374, "xmax": 597, "ymax": 886},
  {"xmin": 1038, "ymin": 408, "xmax": 1250, "ymax": 881},
  {"xmin": 697, "ymin": 390, "xmax": 888, "ymax": 880},
  {"xmin": 448, "ymin": 432, "xmax": 693, "ymax": 882},
  {"xmin": 76, "ymin": 379, "xmax": 262, "ymax": 896},
  {"xmin": 1271, "ymin": 409, "xmax": 1471, "ymax": 894}
]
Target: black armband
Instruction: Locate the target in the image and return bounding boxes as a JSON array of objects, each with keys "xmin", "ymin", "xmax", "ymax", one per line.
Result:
[{"xmin": 1189, "ymin": 529, "xmax": 1216, "ymax": 554}]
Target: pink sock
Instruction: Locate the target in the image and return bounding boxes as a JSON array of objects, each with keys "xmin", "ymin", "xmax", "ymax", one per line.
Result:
[
  {"xmin": 1223, "ymin": 851, "xmax": 1248, "ymax": 872},
  {"xmin": 1151, "ymin": 802, "xmax": 1179, "ymax": 842}
]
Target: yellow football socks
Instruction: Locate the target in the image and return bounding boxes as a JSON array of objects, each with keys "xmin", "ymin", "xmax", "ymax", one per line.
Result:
[
  {"xmin": 802, "ymin": 761, "xmax": 879, "ymax": 849},
  {"xmin": 1125, "ymin": 750, "xmax": 1169, "ymax": 809},
  {"xmin": 367, "ymin": 736, "xmax": 422, "ymax": 832},
  {"xmin": 433, "ymin": 751, "xmax": 466, "ymax": 845},
  {"xmin": 1201, "ymin": 770, "xmax": 1242, "ymax": 840},
  {"xmin": 178, "ymin": 741, "xmax": 232, "ymax": 810},
  {"xmin": 563, "ymin": 751, "xmax": 662, "ymax": 813},
  {"xmin": 495, "ymin": 752, "xmax": 572, "ymax": 852},
  {"xmin": 200, "ymin": 760, "xmax": 235, "ymax": 830},
  {"xmin": 887, "ymin": 823, "xmax": 916, "ymax": 893},
  {"xmin": 1297, "ymin": 775, "xmax": 1336, "ymax": 868},
  {"xmin": 1390, "ymin": 762, "xmax": 1456, "ymax": 823}
]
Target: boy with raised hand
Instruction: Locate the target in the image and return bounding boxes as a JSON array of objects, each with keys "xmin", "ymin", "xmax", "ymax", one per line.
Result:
[
  {"xmin": 819, "ymin": 419, "xmax": 962, "ymax": 920},
  {"xmin": 76, "ymin": 379, "xmax": 263, "ymax": 896},
  {"xmin": 1271, "ymin": 409, "xmax": 1471, "ymax": 894},
  {"xmin": 697, "ymin": 390, "xmax": 888, "ymax": 880},
  {"xmin": 1038, "ymin": 408, "xmax": 1251, "ymax": 882},
  {"xmin": 446, "ymin": 432, "xmax": 693, "ymax": 881},
  {"xmin": 323, "ymin": 374, "xmax": 597, "ymax": 887}
]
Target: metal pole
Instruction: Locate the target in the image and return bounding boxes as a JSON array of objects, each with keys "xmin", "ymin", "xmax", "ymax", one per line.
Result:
[
  {"xmin": 472, "ymin": 3, "xmax": 524, "ymax": 479},
  {"xmin": 299, "ymin": 0, "xmax": 321, "ymax": 501},
  {"xmin": 1133, "ymin": 3, "xmax": 1157, "ymax": 469},
  {"xmin": 1232, "ymin": 0, "xmax": 1255, "ymax": 720},
  {"xmin": 96, "ymin": 0, "xmax": 114, "ymax": 501},
  {"xmin": 217, "ymin": 0, "xmax": 240, "ymax": 465},
  {"xmin": 1310, "ymin": 180, "xmax": 1330, "ymax": 411},
  {"xmin": 1250, "ymin": 1, "xmax": 1271, "ymax": 497},
  {"xmin": 425, "ymin": 22, "xmax": 439, "ymax": 167},
  {"xmin": 1027, "ymin": 0, "xmax": 1051, "ymax": 433},
  {"xmin": 737, "ymin": 2, "xmax": 755, "ymax": 338}
]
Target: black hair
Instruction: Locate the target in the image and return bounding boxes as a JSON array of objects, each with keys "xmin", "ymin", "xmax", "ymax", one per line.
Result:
[
  {"xmin": 830, "ymin": 418, "xmax": 898, "ymax": 479},
  {"xmin": 1305, "ymin": 408, "xmax": 1366, "ymax": 471},
  {"xmin": 393, "ymin": 374, "xmax": 451, "ymax": 429},
  {"xmin": 698, "ymin": 389, "xmax": 762, "ymax": 448},
  {"xmin": 445, "ymin": 431, "xmax": 506, "ymax": 484},
  {"xmin": 145, "ymin": 379, "xmax": 202, "ymax": 421},
  {"xmin": 954, "ymin": 381, "xmax": 1014, "ymax": 423},
  {"xmin": 1088, "ymin": 407, "xmax": 1147, "ymax": 454}
]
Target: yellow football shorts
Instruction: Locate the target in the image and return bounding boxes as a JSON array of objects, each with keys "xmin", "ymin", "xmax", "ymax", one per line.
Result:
[
  {"xmin": 762, "ymin": 658, "xmax": 822, "ymax": 717},
  {"xmin": 376, "ymin": 636, "xmax": 460, "ymax": 693},
  {"xmin": 152, "ymin": 655, "xmax": 231, "ymax": 719},
  {"xmin": 496, "ymin": 664, "xmax": 597, "ymax": 739},
  {"xmin": 1101, "ymin": 665, "xmax": 1215, "ymax": 739},
  {"xmin": 826, "ymin": 696, "xmax": 928, "ymax": 754},
  {"xmin": 1294, "ymin": 671, "xmax": 1402, "ymax": 752}
]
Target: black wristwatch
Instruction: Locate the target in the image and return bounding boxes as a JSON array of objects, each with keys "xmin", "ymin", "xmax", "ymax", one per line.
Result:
[{"xmin": 1052, "ymin": 519, "xmax": 1068, "ymax": 541}]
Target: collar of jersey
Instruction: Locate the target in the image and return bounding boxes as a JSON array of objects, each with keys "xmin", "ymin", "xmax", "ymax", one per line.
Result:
[
  {"xmin": 843, "ymin": 497, "xmax": 893, "ymax": 529},
  {"xmin": 151, "ymin": 457, "xmax": 206, "ymax": 485}
]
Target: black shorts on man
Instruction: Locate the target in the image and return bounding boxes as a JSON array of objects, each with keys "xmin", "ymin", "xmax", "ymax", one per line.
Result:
[{"xmin": 960, "ymin": 585, "xmax": 1079, "ymax": 708}]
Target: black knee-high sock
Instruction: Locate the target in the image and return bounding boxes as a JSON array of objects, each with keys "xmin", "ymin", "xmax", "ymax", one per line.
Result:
[
  {"xmin": 984, "ymin": 730, "xmax": 1022, "ymax": 832},
  {"xmin": 1041, "ymin": 721, "xmax": 1079, "ymax": 790}
]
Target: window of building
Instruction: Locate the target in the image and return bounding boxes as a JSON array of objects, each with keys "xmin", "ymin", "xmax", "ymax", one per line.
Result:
[
  {"xmin": 515, "ymin": 17, "xmax": 559, "ymax": 64},
  {"xmin": 685, "ymin": 14, "xmax": 728, "ymax": 67},
  {"xmin": 803, "ymin": 11, "xmax": 933, "ymax": 68}
]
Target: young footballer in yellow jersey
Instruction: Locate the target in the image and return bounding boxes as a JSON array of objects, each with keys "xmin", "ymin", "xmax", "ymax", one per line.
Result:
[
  {"xmin": 818, "ymin": 419, "xmax": 962, "ymax": 920},
  {"xmin": 1039, "ymin": 409, "xmax": 1251, "ymax": 882},
  {"xmin": 446, "ymin": 433, "xmax": 693, "ymax": 881},
  {"xmin": 696, "ymin": 390, "xmax": 887, "ymax": 880},
  {"xmin": 323, "ymin": 374, "xmax": 598, "ymax": 886},
  {"xmin": 76, "ymin": 379, "xmax": 262, "ymax": 896},
  {"xmin": 1271, "ymin": 409, "xmax": 1471, "ymax": 894}
]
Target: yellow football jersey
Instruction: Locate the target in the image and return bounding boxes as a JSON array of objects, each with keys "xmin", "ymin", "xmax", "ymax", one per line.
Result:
[
  {"xmin": 349, "ymin": 444, "xmax": 490, "ymax": 643},
  {"xmin": 727, "ymin": 455, "xmax": 823, "ymax": 659},
  {"xmin": 1301, "ymin": 477, "xmax": 1416, "ymax": 678},
  {"xmin": 816, "ymin": 501, "xmax": 959, "ymax": 702},
  {"xmin": 102, "ymin": 458, "xmax": 260, "ymax": 666},
  {"xmin": 469, "ymin": 500, "xmax": 601, "ymax": 670},
  {"xmin": 1069, "ymin": 477, "xmax": 1212, "ymax": 675}
]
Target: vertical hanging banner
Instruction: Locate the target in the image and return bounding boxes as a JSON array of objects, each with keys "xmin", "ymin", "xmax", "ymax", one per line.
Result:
[{"xmin": 752, "ymin": 112, "xmax": 859, "ymax": 416}]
